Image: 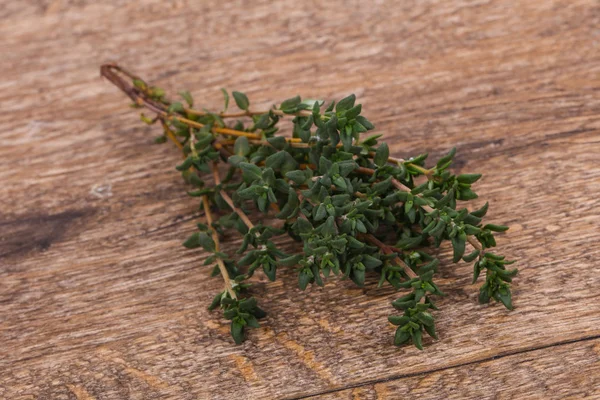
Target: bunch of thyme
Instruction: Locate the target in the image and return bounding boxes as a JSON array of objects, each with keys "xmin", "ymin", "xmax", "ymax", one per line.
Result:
[{"xmin": 101, "ymin": 64, "xmax": 517, "ymax": 349}]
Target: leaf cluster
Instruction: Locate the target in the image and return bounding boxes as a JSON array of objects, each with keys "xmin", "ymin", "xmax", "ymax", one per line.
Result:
[{"xmin": 106, "ymin": 67, "xmax": 518, "ymax": 349}]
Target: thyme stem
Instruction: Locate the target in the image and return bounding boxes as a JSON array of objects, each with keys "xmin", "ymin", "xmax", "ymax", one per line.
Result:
[
  {"xmin": 101, "ymin": 64, "xmax": 302, "ymax": 143},
  {"xmin": 355, "ymin": 166, "xmax": 435, "ymax": 212},
  {"xmin": 467, "ymin": 236, "xmax": 482, "ymax": 251},
  {"xmin": 362, "ymin": 234, "xmax": 418, "ymax": 279},
  {"xmin": 160, "ymin": 120, "xmax": 183, "ymax": 150},
  {"xmin": 211, "ymin": 162, "xmax": 256, "ymax": 231},
  {"xmin": 201, "ymin": 194, "xmax": 237, "ymax": 299},
  {"xmin": 185, "ymin": 107, "xmax": 313, "ymax": 119}
]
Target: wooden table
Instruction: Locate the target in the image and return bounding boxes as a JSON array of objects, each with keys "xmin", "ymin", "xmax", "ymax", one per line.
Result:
[{"xmin": 2, "ymin": 1, "xmax": 599, "ymax": 399}]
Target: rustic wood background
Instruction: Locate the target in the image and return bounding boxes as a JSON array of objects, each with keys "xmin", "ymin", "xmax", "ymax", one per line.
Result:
[{"xmin": 2, "ymin": 0, "xmax": 600, "ymax": 399}]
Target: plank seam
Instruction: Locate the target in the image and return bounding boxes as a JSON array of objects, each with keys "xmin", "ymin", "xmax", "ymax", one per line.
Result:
[{"xmin": 286, "ymin": 333, "xmax": 600, "ymax": 400}]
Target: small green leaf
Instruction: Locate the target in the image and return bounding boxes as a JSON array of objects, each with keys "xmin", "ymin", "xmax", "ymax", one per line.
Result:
[
  {"xmin": 168, "ymin": 102, "xmax": 185, "ymax": 113},
  {"xmin": 208, "ymin": 292, "xmax": 223, "ymax": 310},
  {"xmin": 451, "ymin": 236, "xmax": 466, "ymax": 263},
  {"xmin": 183, "ymin": 232, "xmax": 201, "ymax": 249},
  {"xmin": 472, "ymin": 261, "xmax": 482, "ymax": 283},
  {"xmin": 133, "ymin": 79, "xmax": 147, "ymax": 90},
  {"xmin": 362, "ymin": 255, "xmax": 382, "ymax": 269},
  {"xmin": 198, "ymin": 232, "xmax": 216, "ymax": 252},
  {"xmin": 232, "ymin": 91, "xmax": 250, "ymax": 111},
  {"xmin": 497, "ymin": 287, "xmax": 513, "ymax": 310},
  {"xmin": 179, "ymin": 91, "xmax": 194, "ymax": 107},
  {"xmin": 301, "ymin": 115, "xmax": 313, "ymax": 130},
  {"xmin": 392, "ymin": 300, "xmax": 415, "ymax": 311},
  {"xmin": 471, "ymin": 202, "xmax": 489, "ymax": 218},
  {"xmin": 231, "ymin": 321, "xmax": 244, "ymax": 345},
  {"xmin": 239, "ymin": 162, "xmax": 262, "ymax": 182},
  {"xmin": 298, "ymin": 269, "xmax": 311, "ymax": 290},
  {"xmin": 435, "ymin": 189, "xmax": 455, "ymax": 209},
  {"xmin": 279, "ymin": 254, "xmax": 302, "ymax": 267},
  {"xmin": 314, "ymin": 204, "xmax": 327, "ymax": 221},
  {"xmin": 265, "ymin": 151, "xmax": 286, "ymax": 170},
  {"xmin": 140, "ymin": 113, "xmax": 155, "ymax": 125},
  {"xmin": 345, "ymin": 104, "xmax": 362, "ymax": 119},
  {"xmin": 286, "ymin": 170, "xmax": 308, "ymax": 185},
  {"xmin": 436, "ymin": 147, "xmax": 456, "ymax": 169},
  {"xmin": 351, "ymin": 266, "xmax": 365, "ymax": 287},
  {"xmin": 459, "ymin": 188, "xmax": 478, "ymax": 200},
  {"xmin": 463, "ymin": 249, "xmax": 480, "ymax": 263},
  {"xmin": 412, "ymin": 329, "xmax": 423, "ymax": 350},
  {"xmin": 424, "ymin": 322, "xmax": 438, "ymax": 339},
  {"xmin": 280, "ymin": 95, "xmax": 301, "ymax": 112},
  {"xmin": 374, "ymin": 143, "xmax": 389, "ymax": 167},
  {"xmin": 239, "ymin": 297, "xmax": 257, "ymax": 311},
  {"xmin": 478, "ymin": 284, "xmax": 490, "ymax": 304},
  {"xmin": 388, "ymin": 315, "xmax": 407, "ymax": 326},
  {"xmin": 246, "ymin": 315, "xmax": 260, "ymax": 328},
  {"xmin": 355, "ymin": 115, "xmax": 374, "ymax": 130},
  {"xmin": 457, "ymin": 173, "xmax": 482, "ymax": 184},
  {"xmin": 221, "ymin": 88, "xmax": 230, "ymax": 112},
  {"xmin": 394, "ymin": 327, "xmax": 411, "ymax": 346},
  {"xmin": 150, "ymin": 86, "xmax": 165, "ymax": 98},
  {"xmin": 483, "ymin": 224, "xmax": 509, "ymax": 232},
  {"xmin": 417, "ymin": 312, "xmax": 434, "ymax": 327},
  {"xmin": 255, "ymin": 113, "xmax": 270, "ymax": 130},
  {"xmin": 336, "ymin": 94, "xmax": 356, "ymax": 113},
  {"xmin": 234, "ymin": 136, "xmax": 250, "ymax": 156}
]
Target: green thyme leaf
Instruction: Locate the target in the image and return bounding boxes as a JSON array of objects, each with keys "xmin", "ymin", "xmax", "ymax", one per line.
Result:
[
  {"xmin": 179, "ymin": 91, "xmax": 194, "ymax": 107},
  {"xmin": 232, "ymin": 91, "xmax": 250, "ymax": 111},
  {"xmin": 221, "ymin": 88, "xmax": 230, "ymax": 112},
  {"xmin": 374, "ymin": 143, "xmax": 389, "ymax": 167}
]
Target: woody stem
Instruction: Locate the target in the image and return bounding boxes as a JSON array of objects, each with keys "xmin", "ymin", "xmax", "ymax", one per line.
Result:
[
  {"xmin": 201, "ymin": 194, "xmax": 237, "ymax": 299},
  {"xmin": 210, "ymin": 162, "xmax": 256, "ymax": 231}
]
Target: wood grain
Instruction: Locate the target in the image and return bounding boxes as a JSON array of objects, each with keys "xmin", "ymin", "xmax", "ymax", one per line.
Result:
[
  {"xmin": 1, "ymin": 0, "xmax": 599, "ymax": 399},
  {"xmin": 307, "ymin": 337, "xmax": 600, "ymax": 400}
]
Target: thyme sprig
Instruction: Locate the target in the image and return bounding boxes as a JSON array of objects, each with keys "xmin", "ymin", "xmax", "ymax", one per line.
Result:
[{"xmin": 101, "ymin": 64, "xmax": 517, "ymax": 349}]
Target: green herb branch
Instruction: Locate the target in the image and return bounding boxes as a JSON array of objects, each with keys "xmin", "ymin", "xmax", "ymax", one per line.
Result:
[{"xmin": 101, "ymin": 63, "xmax": 518, "ymax": 349}]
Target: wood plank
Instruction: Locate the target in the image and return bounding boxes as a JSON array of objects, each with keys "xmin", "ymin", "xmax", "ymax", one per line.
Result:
[
  {"xmin": 305, "ymin": 337, "xmax": 600, "ymax": 400},
  {"xmin": 1, "ymin": 0, "xmax": 600, "ymax": 398}
]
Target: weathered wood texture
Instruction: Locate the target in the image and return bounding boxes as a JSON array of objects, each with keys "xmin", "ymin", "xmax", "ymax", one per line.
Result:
[
  {"xmin": 1, "ymin": 1, "xmax": 599, "ymax": 399},
  {"xmin": 309, "ymin": 339, "xmax": 600, "ymax": 400}
]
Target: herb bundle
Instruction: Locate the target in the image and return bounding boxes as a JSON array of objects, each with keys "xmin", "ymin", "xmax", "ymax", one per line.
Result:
[{"xmin": 101, "ymin": 64, "xmax": 517, "ymax": 349}]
